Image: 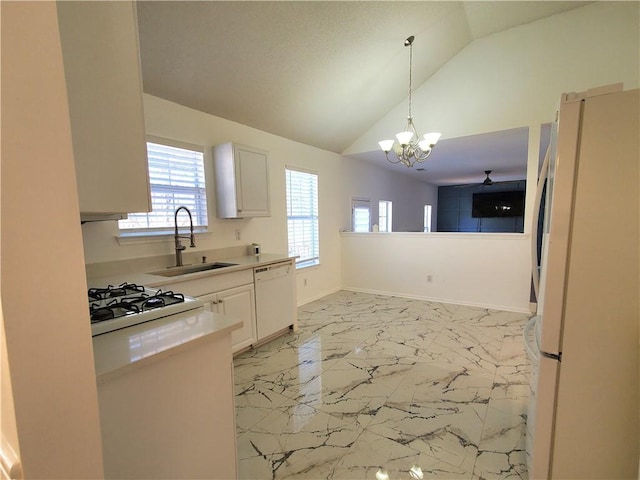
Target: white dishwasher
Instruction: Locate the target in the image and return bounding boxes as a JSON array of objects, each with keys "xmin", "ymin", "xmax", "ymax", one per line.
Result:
[{"xmin": 254, "ymin": 261, "xmax": 295, "ymax": 340}]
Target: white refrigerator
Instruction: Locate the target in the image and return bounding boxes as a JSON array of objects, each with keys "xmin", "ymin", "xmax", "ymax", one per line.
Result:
[{"xmin": 525, "ymin": 85, "xmax": 639, "ymax": 479}]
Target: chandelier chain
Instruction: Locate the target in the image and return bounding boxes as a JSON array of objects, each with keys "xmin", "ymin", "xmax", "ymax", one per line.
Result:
[
  {"xmin": 407, "ymin": 39, "xmax": 413, "ymax": 120},
  {"xmin": 378, "ymin": 34, "xmax": 441, "ymax": 168}
]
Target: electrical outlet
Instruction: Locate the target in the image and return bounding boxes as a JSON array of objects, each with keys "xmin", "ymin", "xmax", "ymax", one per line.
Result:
[
  {"xmin": 235, "ymin": 230, "xmax": 241, "ymax": 241},
  {"xmin": 426, "ymin": 275, "xmax": 433, "ymax": 283}
]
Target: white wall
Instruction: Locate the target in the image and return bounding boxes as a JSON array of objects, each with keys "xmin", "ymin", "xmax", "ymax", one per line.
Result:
[
  {"xmin": 82, "ymin": 94, "xmax": 347, "ymax": 305},
  {"xmin": 341, "ymin": 157, "xmax": 438, "ymax": 232},
  {"xmin": 82, "ymin": 1, "xmax": 639, "ymax": 312},
  {"xmin": 82, "ymin": 95, "xmax": 440, "ymax": 305},
  {"xmin": 346, "ymin": 1, "xmax": 640, "ymax": 155},
  {"xmin": 341, "ymin": 233, "xmax": 531, "ymax": 313},
  {"xmin": 339, "ymin": 1, "xmax": 638, "ymax": 314},
  {"xmin": 1, "ymin": 3, "xmax": 104, "ymax": 477}
]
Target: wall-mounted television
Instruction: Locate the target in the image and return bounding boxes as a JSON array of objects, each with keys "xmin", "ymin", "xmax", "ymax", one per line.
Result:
[{"xmin": 472, "ymin": 191, "xmax": 525, "ymax": 218}]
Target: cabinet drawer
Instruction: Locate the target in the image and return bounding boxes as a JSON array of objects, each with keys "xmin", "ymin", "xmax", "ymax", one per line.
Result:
[{"xmin": 158, "ymin": 269, "xmax": 253, "ymax": 297}]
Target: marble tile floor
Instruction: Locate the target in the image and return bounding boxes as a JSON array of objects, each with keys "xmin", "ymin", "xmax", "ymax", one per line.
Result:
[{"xmin": 234, "ymin": 291, "xmax": 531, "ymax": 480}]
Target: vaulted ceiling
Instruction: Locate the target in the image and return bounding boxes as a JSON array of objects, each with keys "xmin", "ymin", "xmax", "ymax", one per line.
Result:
[{"xmin": 136, "ymin": 1, "xmax": 589, "ymax": 184}]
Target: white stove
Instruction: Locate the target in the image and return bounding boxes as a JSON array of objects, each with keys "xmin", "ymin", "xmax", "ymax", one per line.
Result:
[{"xmin": 88, "ymin": 283, "xmax": 204, "ymax": 336}]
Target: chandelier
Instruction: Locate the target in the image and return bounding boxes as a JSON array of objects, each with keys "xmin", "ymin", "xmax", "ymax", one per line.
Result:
[{"xmin": 378, "ymin": 35, "xmax": 441, "ymax": 168}]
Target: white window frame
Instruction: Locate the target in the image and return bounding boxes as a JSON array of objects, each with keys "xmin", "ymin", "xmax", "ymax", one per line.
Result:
[
  {"xmin": 424, "ymin": 204, "xmax": 433, "ymax": 232},
  {"xmin": 119, "ymin": 137, "xmax": 208, "ymax": 235},
  {"xmin": 378, "ymin": 200, "xmax": 393, "ymax": 232},
  {"xmin": 286, "ymin": 167, "xmax": 319, "ymax": 269},
  {"xmin": 352, "ymin": 198, "xmax": 370, "ymax": 232}
]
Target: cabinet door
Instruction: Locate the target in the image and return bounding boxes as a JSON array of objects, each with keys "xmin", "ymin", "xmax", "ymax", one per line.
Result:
[
  {"xmin": 216, "ymin": 284, "xmax": 257, "ymax": 353},
  {"xmin": 57, "ymin": 1, "xmax": 150, "ymax": 216},
  {"xmin": 235, "ymin": 146, "xmax": 270, "ymax": 217}
]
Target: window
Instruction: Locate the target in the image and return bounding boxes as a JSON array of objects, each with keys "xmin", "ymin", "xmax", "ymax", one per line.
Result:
[
  {"xmin": 119, "ymin": 140, "xmax": 207, "ymax": 232},
  {"xmin": 424, "ymin": 204, "xmax": 432, "ymax": 232},
  {"xmin": 352, "ymin": 198, "xmax": 370, "ymax": 232},
  {"xmin": 286, "ymin": 168, "xmax": 319, "ymax": 268},
  {"xmin": 379, "ymin": 200, "xmax": 393, "ymax": 232}
]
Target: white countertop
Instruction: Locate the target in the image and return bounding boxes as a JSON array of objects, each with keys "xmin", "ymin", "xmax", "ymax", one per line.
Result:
[
  {"xmin": 92, "ymin": 309, "xmax": 242, "ymax": 382},
  {"xmin": 87, "ymin": 253, "xmax": 295, "ymax": 289},
  {"xmin": 88, "ymin": 253, "xmax": 292, "ymax": 381}
]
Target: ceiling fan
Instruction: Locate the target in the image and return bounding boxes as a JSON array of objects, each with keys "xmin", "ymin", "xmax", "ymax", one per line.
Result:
[{"xmin": 454, "ymin": 170, "xmax": 524, "ymax": 188}]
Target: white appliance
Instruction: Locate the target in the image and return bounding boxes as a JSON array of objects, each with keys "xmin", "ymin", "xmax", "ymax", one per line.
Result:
[
  {"xmin": 254, "ymin": 262, "xmax": 295, "ymax": 339},
  {"xmin": 525, "ymin": 85, "xmax": 639, "ymax": 478}
]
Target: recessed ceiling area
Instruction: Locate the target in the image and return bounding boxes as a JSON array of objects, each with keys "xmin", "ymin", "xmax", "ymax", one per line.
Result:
[{"xmin": 346, "ymin": 127, "xmax": 531, "ymax": 186}]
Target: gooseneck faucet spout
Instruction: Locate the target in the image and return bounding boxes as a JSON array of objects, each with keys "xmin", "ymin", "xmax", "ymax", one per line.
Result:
[{"xmin": 174, "ymin": 206, "xmax": 196, "ymax": 267}]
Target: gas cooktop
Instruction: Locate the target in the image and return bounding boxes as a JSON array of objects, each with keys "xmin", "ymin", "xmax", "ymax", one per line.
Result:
[{"xmin": 89, "ymin": 282, "xmax": 203, "ymax": 336}]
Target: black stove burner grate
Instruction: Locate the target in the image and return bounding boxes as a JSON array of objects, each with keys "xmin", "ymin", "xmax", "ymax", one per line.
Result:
[
  {"xmin": 90, "ymin": 303, "xmax": 139, "ymax": 323},
  {"xmin": 88, "ymin": 288, "xmax": 186, "ymax": 324},
  {"xmin": 88, "ymin": 282, "xmax": 146, "ymax": 301},
  {"xmin": 119, "ymin": 291, "xmax": 185, "ymax": 311}
]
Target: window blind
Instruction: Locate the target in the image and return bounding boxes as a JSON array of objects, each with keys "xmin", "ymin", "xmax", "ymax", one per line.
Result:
[
  {"xmin": 285, "ymin": 168, "xmax": 319, "ymax": 268},
  {"xmin": 119, "ymin": 142, "xmax": 207, "ymax": 231},
  {"xmin": 351, "ymin": 198, "xmax": 370, "ymax": 232},
  {"xmin": 353, "ymin": 207, "xmax": 370, "ymax": 232}
]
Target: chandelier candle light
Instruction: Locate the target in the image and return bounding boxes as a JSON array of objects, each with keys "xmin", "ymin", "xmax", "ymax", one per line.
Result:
[{"xmin": 378, "ymin": 35, "xmax": 441, "ymax": 168}]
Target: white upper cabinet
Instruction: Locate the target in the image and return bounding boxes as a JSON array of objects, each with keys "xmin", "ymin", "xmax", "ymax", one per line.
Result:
[
  {"xmin": 57, "ymin": 1, "xmax": 150, "ymax": 219},
  {"xmin": 213, "ymin": 143, "xmax": 270, "ymax": 218}
]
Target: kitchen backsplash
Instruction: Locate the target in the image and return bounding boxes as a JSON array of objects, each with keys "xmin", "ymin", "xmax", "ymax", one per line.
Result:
[{"xmin": 85, "ymin": 245, "xmax": 248, "ymax": 279}]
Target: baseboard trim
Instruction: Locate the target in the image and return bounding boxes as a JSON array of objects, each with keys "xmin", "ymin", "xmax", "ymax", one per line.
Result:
[
  {"xmin": 340, "ymin": 287, "xmax": 533, "ymax": 314},
  {"xmin": 297, "ymin": 287, "xmax": 341, "ymax": 307}
]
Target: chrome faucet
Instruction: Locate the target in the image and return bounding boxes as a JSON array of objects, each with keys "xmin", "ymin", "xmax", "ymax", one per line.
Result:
[{"xmin": 174, "ymin": 206, "xmax": 196, "ymax": 267}]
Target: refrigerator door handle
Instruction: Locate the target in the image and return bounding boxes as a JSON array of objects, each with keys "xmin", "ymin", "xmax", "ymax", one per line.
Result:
[
  {"xmin": 531, "ymin": 144, "xmax": 551, "ymax": 301},
  {"xmin": 541, "ymin": 350, "xmax": 562, "ymax": 361}
]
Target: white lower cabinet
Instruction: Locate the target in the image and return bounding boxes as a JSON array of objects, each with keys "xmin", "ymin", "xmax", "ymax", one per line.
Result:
[
  {"xmin": 159, "ymin": 269, "xmax": 258, "ymax": 354},
  {"xmin": 96, "ymin": 332, "xmax": 237, "ymax": 479},
  {"xmin": 157, "ymin": 262, "xmax": 297, "ymax": 354},
  {"xmin": 200, "ymin": 284, "xmax": 257, "ymax": 353}
]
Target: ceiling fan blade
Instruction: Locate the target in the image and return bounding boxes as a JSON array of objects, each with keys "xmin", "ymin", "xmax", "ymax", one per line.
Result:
[{"xmin": 452, "ymin": 178, "xmax": 524, "ymax": 188}]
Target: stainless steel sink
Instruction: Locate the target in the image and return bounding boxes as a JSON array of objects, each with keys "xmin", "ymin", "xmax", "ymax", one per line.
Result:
[{"xmin": 153, "ymin": 262, "xmax": 238, "ymax": 277}]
